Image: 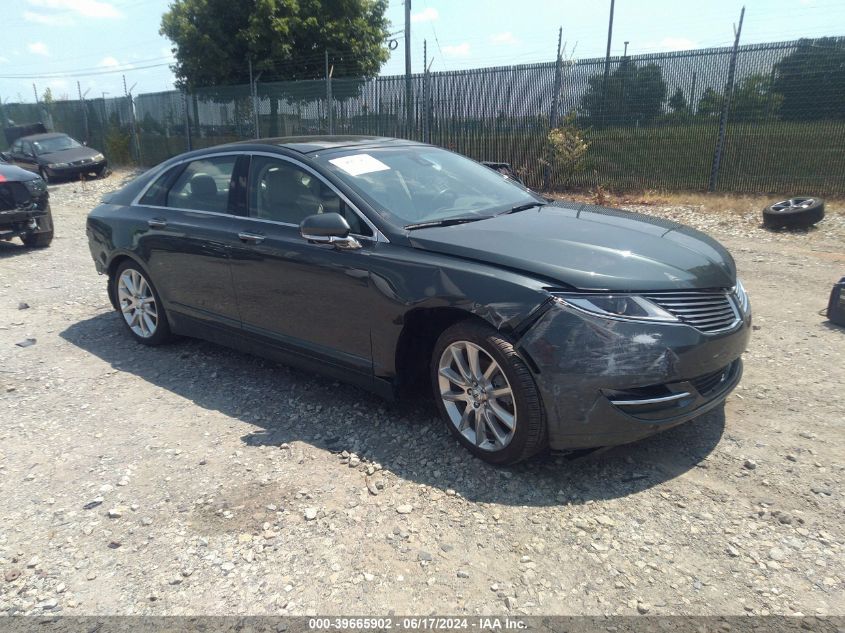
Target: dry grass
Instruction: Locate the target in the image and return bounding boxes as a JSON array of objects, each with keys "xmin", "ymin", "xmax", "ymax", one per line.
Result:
[{"xmin": 552, "ymin": 189, "xmax": 845, "ymax": 218}]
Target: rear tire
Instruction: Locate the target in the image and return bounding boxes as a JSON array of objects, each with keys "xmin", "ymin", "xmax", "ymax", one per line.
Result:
[
  {"xmin": 112, "ymin": 261, "xmax": 173, "ymax": 346},
  {"xmin": 431, "ymin": 320, "xmax": 547, "ymax": 465}
]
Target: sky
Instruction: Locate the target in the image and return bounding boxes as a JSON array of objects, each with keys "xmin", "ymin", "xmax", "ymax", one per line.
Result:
[{"xmin": 0, "ymin": 0, "xmax": 843, "ymax": 105}]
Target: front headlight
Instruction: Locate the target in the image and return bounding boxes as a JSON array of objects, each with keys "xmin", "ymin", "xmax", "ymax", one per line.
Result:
[
  {"xmin": 93, "ymin": 153, "xmax": 105, "ymax": 161},
  {"xmin": 734, "ymin": 278, "xmax": 750, "ymax": 314},
  {"xmin": 551, "ymin": 292, "xmax": 679, "ymax": 323},
  {"xmin": 52, "ymin": 162, "xmax": 69, "ymax": 168}
]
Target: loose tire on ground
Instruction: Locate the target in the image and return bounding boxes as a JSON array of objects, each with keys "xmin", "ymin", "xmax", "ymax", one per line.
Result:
[
  {"xmin": 431, "ymin": 319, "xmax": 547, "ymax": 465},
  {"xmin": 762, "ymin": 197, "xmax": 824, "ymax": 230},
  {"xmin": 112, "ymin": 260, "xmax": 173, "ymax": 346}
]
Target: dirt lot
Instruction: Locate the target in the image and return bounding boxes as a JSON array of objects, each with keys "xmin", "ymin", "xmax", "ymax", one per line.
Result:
[{"xmin": 1, "ymin": 171, "xmax": 843, "ymax": 617}]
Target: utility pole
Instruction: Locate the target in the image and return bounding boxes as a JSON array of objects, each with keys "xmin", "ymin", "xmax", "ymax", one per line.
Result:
[
  {"xmin": 423, "ymin": 39, "xmax": 429, "ymax": 143},
  {"xmin": 405, "ymin": 0, "xmax": 413, "ymax": 134},
  {"xmin": 77, "ymin": 81, "xmax": 90, "ymax": 144},
  {"xmin": 33, "ymin": 83, "xmax": 39, "ymax": 103},
  {"xmin": 600, "ymin": 0, "xmax": 616, "ymax": 124},
  {"xmin": 325, "ymin": 50, "xmax": 334, "ymax": 134},
  {"xmin": 708, "ymin": 5, "xmax": 745, "ymax": 192},
  {"xmin": 624, "ymin": 41, "xmax": 629, "ymax": 56},
  {"xmin": 543, "ymin": 27, "xmax": 564, "ymax": 192},
  {"xmin": 123, "ymin": 74, "xmax": 142, "ymax": 165}
]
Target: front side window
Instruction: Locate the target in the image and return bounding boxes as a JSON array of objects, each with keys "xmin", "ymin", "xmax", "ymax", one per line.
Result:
[
  {"xmin": 249, "ymin": 156, "xmax": 371, "ymax": 235},
  {"xmin": 166, "ymin": 156, "xmax": 236, "ymax": 213},
  {"xmin": 318, "ymin": 146, "xmax": 541, "ymax": 228}
]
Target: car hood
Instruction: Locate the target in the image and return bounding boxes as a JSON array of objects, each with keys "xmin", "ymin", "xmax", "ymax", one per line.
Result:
[
  {"xmin": 0, "ymin": 163, "xmax": 39, "ymax": 181},
  {"xmin": 407, "ymin": 201, "xmax": 736, "ymax": 291},
  {"xmin": 38, "ymin": 147, "xmax": 101, "ymax": 164}
]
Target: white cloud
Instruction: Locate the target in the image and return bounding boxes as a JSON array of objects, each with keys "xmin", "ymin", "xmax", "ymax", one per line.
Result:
[
  {"xmin": 411, "ymin": 7, "xmax": 438, "ymax": 22},
  {"xmin": 98, "ymin": 56, "xmax": 133, "ymax": 70},
  {"xmin": 490, "ymin": 32, "xmax": 518, "ymax": 46},
  {"xmin": 0, "ymin": 56, "xmax": 9, "ymax": 64},
  {"xmin": 27, "ymin": 42, "xmax": 50, "ymax": 56},
  {"xmin": 23, "ymin": 10, "xmax": 75, "ymax": 25},
  {"xmin": 26, "ymin": 0, "xmax": 121, "ymax": 19},
  {"xmin": 442, "ymin": 42, "xmax": 471, "ymax": 58},
  {"xmin": 649, "ymin": 37, "xmax": 698, "ymax": 51}
]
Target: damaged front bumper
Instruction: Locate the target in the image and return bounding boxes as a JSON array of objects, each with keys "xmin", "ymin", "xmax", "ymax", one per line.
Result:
[
  {"xmin": 0, "ymin": 204, "xmax": 53, "ymax": 240},
  {"xmin": 518, "ymin": 301, "xmax": 751, "ymax": 450}
]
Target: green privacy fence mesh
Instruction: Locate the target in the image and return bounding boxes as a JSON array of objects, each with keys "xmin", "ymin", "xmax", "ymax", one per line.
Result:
[{"xmin": 2, "ymin": 36, "xmax": 843, "ymax": 194}]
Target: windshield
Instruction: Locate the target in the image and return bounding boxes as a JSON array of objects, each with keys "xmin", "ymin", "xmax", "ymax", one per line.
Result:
[
  {"xmin": 318, "ymin": 146, "xmax": 541, "ymax": 227},
  {"xmin": 32, "ymin": 136, "xmax": 82, "ymax": 155}
]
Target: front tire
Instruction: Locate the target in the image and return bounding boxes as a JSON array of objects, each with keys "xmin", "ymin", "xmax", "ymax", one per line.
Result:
[
  {"xmin": 112, "ymin": 261, "xmax": 172, "ymax": 346},
  {"xmin": 431, "ymin": 320, "xmax": 547, "ymax": 465},
  {"xmin": 21, "ymin": 210, "xmax": 54, "ymax": 248}
]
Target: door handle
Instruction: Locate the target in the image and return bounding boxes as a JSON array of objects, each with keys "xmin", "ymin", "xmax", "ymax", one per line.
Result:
[
  {"xmin": 238, "ymin": 231, "xmax": 265, "ymax": 244},
  {"xmin": 148, "ymin": 218, "xmax": 167, "ymax": 229}
]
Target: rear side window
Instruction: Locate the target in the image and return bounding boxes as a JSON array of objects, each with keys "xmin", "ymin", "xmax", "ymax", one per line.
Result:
[
  {"xmin": 165, "ymin": 156, "xmax": 237, "ymax": 213},
  {"xmin": 139, "ymin": 167, "xmax": 178, "ymax": 206}
]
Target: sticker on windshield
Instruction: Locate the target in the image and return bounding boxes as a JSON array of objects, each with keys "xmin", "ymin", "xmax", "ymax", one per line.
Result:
[{"xmin": 329, "ymin": 153, "xmax": 390, "ymax": 176}]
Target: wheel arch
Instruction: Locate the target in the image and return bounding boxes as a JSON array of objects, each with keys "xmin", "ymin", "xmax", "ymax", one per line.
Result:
[{"xmin": 393, "ymin": 306, "xmax": 494, "ymax": 395}]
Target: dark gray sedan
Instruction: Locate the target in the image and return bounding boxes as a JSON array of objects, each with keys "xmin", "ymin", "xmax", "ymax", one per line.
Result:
[
  {"xmin": 3, "ymin": 132, "xmax": 107, "ymax": 183},
  {"xmin": 86, "ymin": 136, "xmax": 751, "ymax": 465}
]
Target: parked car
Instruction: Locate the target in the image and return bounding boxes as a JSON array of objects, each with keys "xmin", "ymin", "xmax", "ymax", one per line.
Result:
[
  {"xmin": 86, "ymin": 136, "xmax": 751, "ymax": 465},
  {"xmin": 1, "ymin": 132, "xmax": 107, "ymax": 183},
  {"xmin": 0, "ymin": 162, "xmax": 53, "ymax": 247}
]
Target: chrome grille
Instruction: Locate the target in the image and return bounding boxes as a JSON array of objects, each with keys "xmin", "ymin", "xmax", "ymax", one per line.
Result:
[{"xmin": 644, "ymin": 291, "xmax": 739, "ymax": 333}]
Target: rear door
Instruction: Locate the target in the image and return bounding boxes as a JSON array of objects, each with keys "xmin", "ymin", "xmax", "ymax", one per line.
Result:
[{"xmin": 135, "ymin": 154, "xmax": 248, "ymax": 327}]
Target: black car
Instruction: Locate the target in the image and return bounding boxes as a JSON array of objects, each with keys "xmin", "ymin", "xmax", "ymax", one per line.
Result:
[
  {"xmin": 0, "ymin": 162, "xmax": 53, "ymax": 247},
  {"xmin": 86, "ymin": 136, "xmax": 751, "ymax": 465},
  {"xmin": 2, "ymin": 132, "xmax": 107, "ymax": 183}
]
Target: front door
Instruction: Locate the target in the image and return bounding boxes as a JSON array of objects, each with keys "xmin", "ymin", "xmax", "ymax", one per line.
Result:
[{"xmin": 229, "ymin": 154, "xmax": 379, "ymax": 377}]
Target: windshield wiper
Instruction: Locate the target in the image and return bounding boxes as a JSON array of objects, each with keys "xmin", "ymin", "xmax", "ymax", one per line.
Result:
[
  {"xmin": 499, "ymin": 202, "xmax": 545, "ymax": 216},
  {"xmin": 404, "ymin": 216, "xmax": 488, "ymax": 230}
]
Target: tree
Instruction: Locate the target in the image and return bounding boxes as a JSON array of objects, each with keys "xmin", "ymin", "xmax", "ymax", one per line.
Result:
[
  {"xmin": 160, "ymin": 0, "xmax": 389, "ymax": 89},
  {"xmin": 580, "ymin": 59, "xmax": 668, "ymax": 126},
  {"xmin": 668, "ymin": 87, "xmax": 688, "ymax": 114},
  {"xmin": 696, "ymin": 87, "xmax": 722, "ymax": 117},
  {"xmin": 161, "ymin": 0, "xmax": 390, "ymax": 134},
  {"xmin": 730, "ymin": 73, "xmax": 781, "ymax": 122},
  {"xmin": 772, "ymin": 37, "xmax": 845, "ymax": 120}
]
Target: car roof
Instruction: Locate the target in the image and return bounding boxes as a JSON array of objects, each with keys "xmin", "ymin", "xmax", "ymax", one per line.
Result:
[
  {"xmin": 227, "ymin": 135, "xmax": 424, "ymax": 155},
  {"xmin": 20, "ymin": 132, "xmax": 69, "ymax": 141}
]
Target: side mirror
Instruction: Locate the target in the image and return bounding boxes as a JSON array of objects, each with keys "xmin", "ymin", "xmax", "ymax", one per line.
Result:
[{"xmin": 300, "ymin": 212, "xmax": 361, "ymax": 250}]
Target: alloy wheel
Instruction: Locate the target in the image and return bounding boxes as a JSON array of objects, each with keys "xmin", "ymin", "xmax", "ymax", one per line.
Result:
[
  {"xmin": 117, "ymin": 269, "xmax": 158, "ymax": 338},
  {"xmin": 770, "ymin": 197, "xmax": 816, "ymax": 212},
  {"xmin": 437, "ymin": 341, "xmax": 517, "ymax": 451}
]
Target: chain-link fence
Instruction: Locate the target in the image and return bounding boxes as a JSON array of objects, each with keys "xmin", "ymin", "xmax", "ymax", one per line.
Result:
[{"xmin": 2, "ymin": 36, "xmax": 843, "ymax": 195}]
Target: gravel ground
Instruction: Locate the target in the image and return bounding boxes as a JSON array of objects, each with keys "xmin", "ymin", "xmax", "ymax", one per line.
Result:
[{"xmin": 1, "ymin": 170, "xmax": 843, "ymax": 617}]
